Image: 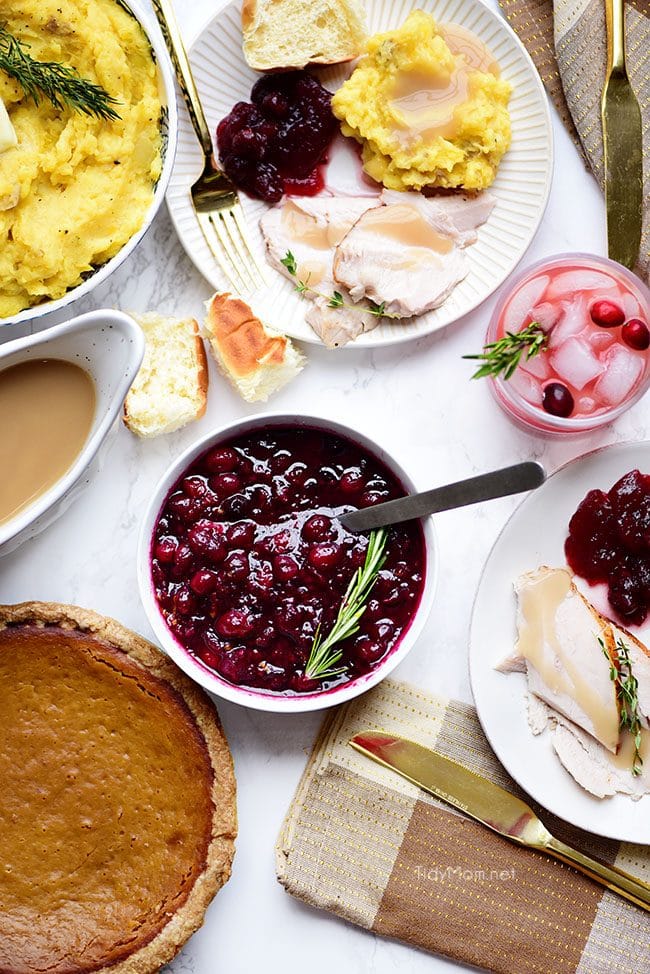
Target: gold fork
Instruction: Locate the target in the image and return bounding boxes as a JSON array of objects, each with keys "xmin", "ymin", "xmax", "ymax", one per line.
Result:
[{"xmin": 151, "ymin": 0, "xmax": 267, "ymax": 293}]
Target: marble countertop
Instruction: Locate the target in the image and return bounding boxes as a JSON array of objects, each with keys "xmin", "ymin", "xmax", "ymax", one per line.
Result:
[{"xmin": 2, "ymin": 1, "xmax": 647, "ymax": 972}]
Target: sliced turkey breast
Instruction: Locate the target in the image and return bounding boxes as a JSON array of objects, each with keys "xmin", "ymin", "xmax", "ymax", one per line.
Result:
[
  {"xmin": 526, "ymin": 692, "xmax": 550, "ymax": 735},
  {"xmin": 260, "ymin": 197, "xmax": 380, "ymax": 347},
  {"xmin": 521, "ymin": 693, "xmax": 649, "ymax": 799},
  {"xmin": 500, "ymin": 566, "xmax": 650, "ymax": 799},
  {"xmin": 551, "ymin": 715, "xmax": 650, "ymax": 800},
  {"xmin": 261, "ymin": 196, "xmax": 381, "ymax": 290},
  {"xmin": 381, "ymin": 189, "xmax": 496, "ymax": 247},
  {"xmin": 261, "ymin": 189, "xmax": 495, "ymax": 341},
  {"xmin": 305, "ymin": 298, "xmax": 378, "ymax": 348},
  {"xmin": 505, "ymin": 567, "xmax": 620, "ymax": 753},
  {"xmin": 333, "ymin": 201, "xmax": 469, "ymax": 318}
]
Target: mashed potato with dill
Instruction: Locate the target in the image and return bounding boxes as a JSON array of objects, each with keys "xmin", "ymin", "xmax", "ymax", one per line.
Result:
[
  {"xmin": 0, "ymin": 0, "xmax": 162, "ymax": 318},
  {"xmin": 331, "ymin": 10, "xmax": 511, "ymax": 192}
]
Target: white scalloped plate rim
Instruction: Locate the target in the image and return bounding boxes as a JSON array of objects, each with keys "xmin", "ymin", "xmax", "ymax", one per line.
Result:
[
  {"xmin": 469, "ymin": 441, "xmax": 650, "ymax": 843},
  {"xmin": 167, "ymin": 0, "xmax": 553, "ymax": 347}
]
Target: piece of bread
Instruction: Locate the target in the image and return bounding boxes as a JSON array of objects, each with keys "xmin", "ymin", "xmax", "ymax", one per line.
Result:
[
  {"xmin": 203, "ymin": 293, "xmax": 304, "ymax": 402},
  {"xmin": 241, "ymin": 0, "xmax": 366, "ymax": 71},
  {"xmin": 124, "ymin": 313, "xmax": 208, "ymax": 437}
]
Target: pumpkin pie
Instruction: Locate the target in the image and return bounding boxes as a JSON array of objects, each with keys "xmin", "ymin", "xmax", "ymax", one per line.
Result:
[{"xmin": 0, "ymin": 601, "xmax": 237, "ymax": 974}]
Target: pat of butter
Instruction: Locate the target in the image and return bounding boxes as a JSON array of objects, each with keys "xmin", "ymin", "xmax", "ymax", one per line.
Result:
[{"xmin": 0, "ymin": 98, "xmax": 17, "ymax": 154}]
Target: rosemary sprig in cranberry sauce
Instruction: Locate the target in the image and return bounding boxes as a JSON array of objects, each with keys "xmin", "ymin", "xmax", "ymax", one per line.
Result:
[{"xmin": 305, "ymin": 529, "xmax": 388, "ymax": 681}]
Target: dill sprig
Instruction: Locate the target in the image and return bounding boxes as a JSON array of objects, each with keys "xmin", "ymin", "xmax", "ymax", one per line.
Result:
[
  {"xmin": 281, "ymin": 251, "xmax": 401, "ymax": 320},
  {"xmin": 600, "ymin": 634, "xmax": 644, "ymax": 776},
  {"xmin": 463, "ymin": 322, "xmax": 548, "ymax": 380},
  {"xmin": 305, "ymin": 529, "xmax": 388, "ymax": 681},
  {"xmin": 0, "ymin": 26, "xmax": 121, "ymax": 120}
]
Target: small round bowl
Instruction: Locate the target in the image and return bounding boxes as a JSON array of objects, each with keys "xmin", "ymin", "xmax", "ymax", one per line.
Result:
[
  {"xmin": 137, "ymin": 413, "xmax": 438, "ymax": 713},
  {"xmin": 2, "ymin": 0, "xmax": 178, "ymax": 328},
  {"xmin": 486, "ymin": 253, "xmax": 650, "ymax": 434}
]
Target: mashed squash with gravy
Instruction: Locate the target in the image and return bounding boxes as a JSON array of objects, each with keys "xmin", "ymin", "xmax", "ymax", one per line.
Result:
[
  {"xmin": 331, "ymin": 11, "xmax": 511, "ymax": 193},
  {"xmin": 0, "ymin": 0, "xmax": 162, "ymax": 318}
]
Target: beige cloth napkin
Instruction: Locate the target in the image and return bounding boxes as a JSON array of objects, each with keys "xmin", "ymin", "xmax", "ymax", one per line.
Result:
[
  {"xmin": 498, "ymin": 0, "xmax": 649, "ymax": 282},
  {"xmin": 277, "ymin": 679, "xmax": 650, "ymax": 973}
]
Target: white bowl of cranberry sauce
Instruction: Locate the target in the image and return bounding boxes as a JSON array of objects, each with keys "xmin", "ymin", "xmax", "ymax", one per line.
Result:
[
  {"xmin": 138, "ymin": 415, "xmax": 437, "ymax": 713},
  {"xmin": 485, "ymin": 253, "xmax": 650, "ymax": 434}
]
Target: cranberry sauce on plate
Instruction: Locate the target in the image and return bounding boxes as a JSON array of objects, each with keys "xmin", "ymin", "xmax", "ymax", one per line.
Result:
[
  {"xmin": 565, "ymin": 469, "xmax": 650, "ymax": 626},
  {"xmin": 216, "ymin": 72, "xmax": 338, "ymax": 203},
  {"xmin": 151, "ymin": 427, "xmax": 426, "ymax": 695}
]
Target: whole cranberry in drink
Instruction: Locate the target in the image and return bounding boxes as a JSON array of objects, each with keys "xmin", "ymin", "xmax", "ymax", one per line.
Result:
[
  {"xmin": 478, "ymin": 254, "xmax": 650, "ymax": 434},
  {"xmin": 622, "ymin": 319, "xmax": 650, "ymax": 351},
  {"xmin": 590, "ymin": 299, "xmax": 626, "ymax": 328},
  {"xmin": 542, "ymin": 382, "xmax": 574, "ymax": 418}
]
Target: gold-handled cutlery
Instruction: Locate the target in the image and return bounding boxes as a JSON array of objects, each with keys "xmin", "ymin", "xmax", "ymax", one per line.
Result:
[
  {"xmin": 350, "ymin": 731, "xmax": 650, "ymax": 911},
  {"xmin": 150, "ymin": 0, "xmax": 267, "ymax": 293},
  {"xmin": 601, "ymin": 0, "xmax": 643, "ymax": 270}
]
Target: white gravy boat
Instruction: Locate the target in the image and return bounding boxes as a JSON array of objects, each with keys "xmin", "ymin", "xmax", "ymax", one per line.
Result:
[{"xmin": 0, "ymin": 309, "xmax": 144, "ymax": 555}]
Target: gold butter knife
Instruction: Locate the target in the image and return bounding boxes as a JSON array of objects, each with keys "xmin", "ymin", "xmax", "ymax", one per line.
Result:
[
  {"xmin": 602, "ymin": 0, "xmax": 643, "ymax": 269},
  {"xmin": 350, "ymin": 731, "xmax": 650, "ymax": 911}
]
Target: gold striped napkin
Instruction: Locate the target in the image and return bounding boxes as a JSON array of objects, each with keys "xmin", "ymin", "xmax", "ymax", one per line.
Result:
[
  {"xmin": 498, "ymin": 0, "xmax": 649, "ymax": 282},
  {"xmin": 277, "ymin": 679, "xmax": 650, "ymax": 973}
]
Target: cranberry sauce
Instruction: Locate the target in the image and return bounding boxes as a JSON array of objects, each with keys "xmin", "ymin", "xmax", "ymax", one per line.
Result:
[
  {"xmin": 151, "ymin": 427, "xmax": 426, "ymax": 695},
  {"xmin": 565, "ymin": 469, "xmax": 650, "ymax": 626},
  {"xmin": 216, "ymin": 72, "xmax": 338, "ymax": 203}
]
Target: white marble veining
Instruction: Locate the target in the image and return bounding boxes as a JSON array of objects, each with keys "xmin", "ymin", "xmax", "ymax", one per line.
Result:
[{"xmin": 1, "ymin": 2, "xmax": 647, "ymax": 971}]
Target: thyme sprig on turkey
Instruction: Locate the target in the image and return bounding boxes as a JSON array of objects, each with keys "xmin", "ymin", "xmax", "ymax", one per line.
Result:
[
  {"xmin": 600, "ymin": 635, "xmax": 644, "ymax": 776},
  {"xmin": 0, "ymin": 25, "xmax": 121, "ymax": 120},
  {"xmin": 281, "ymin": 250, "xmax": 400, "ymax": 320}
]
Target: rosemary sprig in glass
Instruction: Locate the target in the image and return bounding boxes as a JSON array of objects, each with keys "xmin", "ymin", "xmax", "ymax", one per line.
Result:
[
  {"xmin": 0, "ymin": 26, "xmax": 121, "ymax": 120},
  {"xmin": 600, "ymin": 634, "xmax": 644, "ymax": 776},
  {"xmin": 463, "ymin": 322, "xmax": 547, "ymax": 380},
  {"xmin": 305, "ymin": 528, "xmax": 388, "ymax": 681},
  {"xmin": 281, "ymin": 251, "xmax": 400, "ymax": 320}
]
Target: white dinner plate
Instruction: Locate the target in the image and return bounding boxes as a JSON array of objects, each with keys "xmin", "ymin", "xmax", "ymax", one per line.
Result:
[
  {"xmin": 167, "ymin": 0, "xmax": 553, "ymax": 347},
  {"xmin": 469, "ymin": 442, "xmax": 650, "ymax": 843}
]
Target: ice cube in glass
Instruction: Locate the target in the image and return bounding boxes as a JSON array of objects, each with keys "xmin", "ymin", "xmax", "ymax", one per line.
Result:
[
  {"xmin": 550, "ymin": 336, "xmax": 605, "ymax": 390},
  {"xmin": 549, "ymin": 296, "xmax": 588, "ymax": 348},
  {"xmin": 594, "ymin": 345, "xmax": 644, "ymax": 406},
  {"xmin": 502, "ymin": 276, "xmax": 550, "ymax": 333},
  {"xmin": 546, "ymin": 269, "xmax": 618, "ymax": 300}
]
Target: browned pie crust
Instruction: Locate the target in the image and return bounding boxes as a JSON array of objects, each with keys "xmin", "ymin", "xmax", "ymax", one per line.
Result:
[{"xmin": 0, "ymin": 602, "xmax": 237, "ymax": 974}]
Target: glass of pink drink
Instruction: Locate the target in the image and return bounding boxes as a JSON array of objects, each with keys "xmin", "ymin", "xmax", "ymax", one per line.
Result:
[{"xmin": 486, "ymin": 254, "xmax": 650, "ymax": 434}]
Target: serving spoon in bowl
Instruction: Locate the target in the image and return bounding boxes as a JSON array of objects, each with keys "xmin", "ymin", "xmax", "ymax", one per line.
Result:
[{"xmin": 339, "ymin": 460, "xmax": 546, "ymax": 533}]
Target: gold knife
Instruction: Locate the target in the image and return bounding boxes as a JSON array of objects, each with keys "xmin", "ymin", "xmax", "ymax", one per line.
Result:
[
  {"xmin": 602, "ymin": 0, "xmax": 643, "ymax": 269},
  {"xmin": 350, "ymin": 731, "xmax": 650, "ymax": 911}
]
